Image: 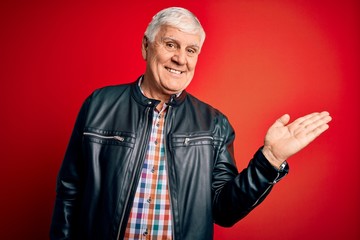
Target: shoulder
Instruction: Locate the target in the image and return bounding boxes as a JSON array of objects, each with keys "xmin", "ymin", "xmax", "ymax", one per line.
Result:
[
  {"xmin": 91, "ymin": 83, "xmax": 133, "ymax": 99},
  {"xmin": 184, "ymin": 92, "xmax": 225, "ymax": 118},
  {"xmin": 178, "ymin": 92, "xmax": 235, "ymax": 139},
  {"xmin": 83, "ymin": 81, "xmax": 138, "ymax": 106},
  {"xmin": 181, "ymin": 92, "xmax": 234, "ymax": 131},
  {"xmin": 79, "ymin": 82, "xmax": 136, "ymax": 113}
]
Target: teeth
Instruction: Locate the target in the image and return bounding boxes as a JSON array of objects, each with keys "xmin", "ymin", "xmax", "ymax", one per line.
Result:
[{"xmin": 167, "ymin": 68, "xmax": 182, "ymax": 74}]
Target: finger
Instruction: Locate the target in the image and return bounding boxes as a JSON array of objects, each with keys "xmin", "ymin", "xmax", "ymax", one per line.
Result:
[
  {"xmin": 300, "ymin": 115, "xmax": 332, "ymax": 134},
  {"xmin": 292, "ymin": 111, "xmax": 330, "ymax": 129},
  {"xmin": 319, "ymin": 111, "xmax": 330, "ymax": 117},
  {"xmin": 311, "ymin": 123, "xmax": 330, "ymax": 138},
  {"xmin": 271, "ymin": 114, "xmax": 290, "ymax": 128},
  {"xmin": 305, "ymin": 123, "xmax": 330, "ymax": 144},
  {"xmin": 307, "ymin": 111, "xmax": 331, "ymax": 125},
  {"xmin": 301, "ymin": 112, "xmax": 332, "ymax": 130},
  {"xmin": 291, "ymin": 112, "xmax": 319, "ymax": 127},
  {"xmin": 318, "ymin": 111, "xmax": 332, "ymax": 124}
]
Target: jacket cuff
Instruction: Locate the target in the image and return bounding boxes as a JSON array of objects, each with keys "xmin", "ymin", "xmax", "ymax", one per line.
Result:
[{"xmin": 254, "ymin": 147, "xmax": 289, "ymax": 184}]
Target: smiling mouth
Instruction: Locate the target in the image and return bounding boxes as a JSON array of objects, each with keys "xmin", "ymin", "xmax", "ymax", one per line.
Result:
[{"xmin": 165, "ymin": 67, "xmax": 184, "ymax": 75}]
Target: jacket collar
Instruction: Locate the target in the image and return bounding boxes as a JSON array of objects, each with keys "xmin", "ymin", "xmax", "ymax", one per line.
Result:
[{"xmin": 131, "ymin": 75, "xmax": 187, "ymax": 108}]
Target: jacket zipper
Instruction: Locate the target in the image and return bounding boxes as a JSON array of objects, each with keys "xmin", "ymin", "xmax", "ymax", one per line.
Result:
[
  {"xmin": 251, "ymin": 172, "xmax": 282, "ymax": 208},
  {"xmin": 116, "ymin": 106, "xmax": 152, "ymax": 240},
  {"xmin": 163, "ymin": 105, "xmax": 176, "ymax": 239},
  {"xmin": 83, "ymin": 132, "xmax": 125, "ymax": 142},
  {"xmin": 184, "ymin": 136, "xmax": 214, "ymax": 146}
]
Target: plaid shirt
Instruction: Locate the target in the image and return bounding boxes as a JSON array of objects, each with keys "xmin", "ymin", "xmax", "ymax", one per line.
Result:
[{"xmin": 124, "ymin": 105, "xmax": 172, "ymax": 240}]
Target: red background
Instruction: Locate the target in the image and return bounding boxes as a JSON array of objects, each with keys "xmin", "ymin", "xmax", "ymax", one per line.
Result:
[{"xmin": 1, "ymin": 0, "xmax": 359, "ymax": 239}]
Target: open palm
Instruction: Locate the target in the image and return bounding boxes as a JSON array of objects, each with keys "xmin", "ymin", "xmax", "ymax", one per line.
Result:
[{"xmin": 262, "ymin": 111, "xmax": 332, "ymax": 167}]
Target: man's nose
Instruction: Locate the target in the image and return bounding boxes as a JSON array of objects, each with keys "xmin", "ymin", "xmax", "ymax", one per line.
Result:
[{"xmin": 172, "ymin": 49, "xmax": 186, "ymax": 65}]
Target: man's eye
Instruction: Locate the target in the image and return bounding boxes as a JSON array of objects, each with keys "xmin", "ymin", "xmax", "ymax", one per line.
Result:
[
  {"xmin": 166, "ymin": 42, "xmax": 176, "ymax": 49},
  {"xmin": 187, "ymin": 48, "xmax": 197, "ymax": 55}
]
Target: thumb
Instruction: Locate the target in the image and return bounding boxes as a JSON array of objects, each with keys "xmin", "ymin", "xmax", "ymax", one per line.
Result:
[{"xmin": 272, "ymin": 114, "xmax": 290, "ymax": 128}]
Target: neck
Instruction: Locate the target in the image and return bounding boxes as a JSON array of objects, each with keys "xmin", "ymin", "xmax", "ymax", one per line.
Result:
[{"xmin": 140, "ymin": 77, "xmax": 170, "ymax": 111}]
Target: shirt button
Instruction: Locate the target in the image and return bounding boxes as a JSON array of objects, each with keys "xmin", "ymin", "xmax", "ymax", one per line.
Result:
[
  {"xmin": 154, "ymin": 140, "xmax": 158, "ymax": 145},
  {"xmin": 151, "ymin": 167, "xmax": 155, "ymax": 173}
]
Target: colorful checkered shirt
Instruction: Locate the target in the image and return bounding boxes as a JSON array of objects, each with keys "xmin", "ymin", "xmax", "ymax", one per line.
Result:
[{"xmin": 124, "ymin": 105, "xmax": 172, "ymax": 240}]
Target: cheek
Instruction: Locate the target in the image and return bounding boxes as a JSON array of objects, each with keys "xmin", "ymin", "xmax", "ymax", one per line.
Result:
[
  {"xmin": 149, "ymin": 54, "xmax": 160, "ymax": 65},
  {"xmin": 188, "ymin": 58, "xmax": 198, "ymax": 71},
  {"xmin": 152, "ymin": 48, "xmax": 172, "ymax": 64}
]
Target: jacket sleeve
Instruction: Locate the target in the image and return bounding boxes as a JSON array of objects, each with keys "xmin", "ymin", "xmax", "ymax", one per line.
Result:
[
  {"xmin": 212, "ymin": 116, "xmax": 289, "ymax": 227},
  {"xmin": 50, "ymin": 96, "xmax": 91, "ymax": 239}
]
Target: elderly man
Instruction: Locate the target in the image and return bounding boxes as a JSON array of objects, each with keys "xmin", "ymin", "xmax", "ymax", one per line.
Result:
[{"xmin": 50, "ymin": 7, "xmax": 331, "ymax": 240}]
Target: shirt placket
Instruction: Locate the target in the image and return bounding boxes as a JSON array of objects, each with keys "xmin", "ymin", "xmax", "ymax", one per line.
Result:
[{"xmin": 125, "ymin": 105, "xmax": 172, "ymax": 240}]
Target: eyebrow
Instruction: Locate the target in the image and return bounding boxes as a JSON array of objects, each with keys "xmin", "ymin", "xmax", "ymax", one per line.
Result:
[{"xmin": 162, "ymin": 37, "xmax": 200, "ymax": 49}]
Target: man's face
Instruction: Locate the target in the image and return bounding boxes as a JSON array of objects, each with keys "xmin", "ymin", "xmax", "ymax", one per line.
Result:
[{"xmin": 142, "ymin": 25, "xmax": 201, "ymax": 97}]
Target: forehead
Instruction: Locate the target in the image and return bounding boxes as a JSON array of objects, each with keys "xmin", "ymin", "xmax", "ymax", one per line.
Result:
[{"xmin": 156, "ymin": 25, "xmax": 201, "ymax": 47}]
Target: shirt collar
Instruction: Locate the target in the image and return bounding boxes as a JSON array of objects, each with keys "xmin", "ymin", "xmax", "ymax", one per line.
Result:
[{"xmin": 138, "ymin": 75, "xmax": 182, "ymax": 98}]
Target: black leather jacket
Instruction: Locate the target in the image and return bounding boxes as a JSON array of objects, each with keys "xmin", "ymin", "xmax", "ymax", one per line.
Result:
[{"xmin": 50, "ymin": 77, "xmax": 288, "ymax": 240}]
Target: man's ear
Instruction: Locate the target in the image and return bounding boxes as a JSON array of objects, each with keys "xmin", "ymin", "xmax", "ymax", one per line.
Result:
[{"xmin": 142, "ymin": 36, "xmax": 148, "ymax": 60}]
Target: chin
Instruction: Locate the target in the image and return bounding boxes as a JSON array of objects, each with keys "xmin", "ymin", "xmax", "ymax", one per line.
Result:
[{"xmin": 164, "ymin": 89, "xmax": 181, "ymax": 96}]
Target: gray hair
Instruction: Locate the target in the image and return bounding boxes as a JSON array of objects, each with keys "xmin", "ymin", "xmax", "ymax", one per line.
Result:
[{"xmin": 144, "ymin": 7, "xmax": 206, "ymax": 47}]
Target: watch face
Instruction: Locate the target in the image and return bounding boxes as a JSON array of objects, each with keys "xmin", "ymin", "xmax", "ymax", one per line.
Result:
[{"xmin": 279, "ymin": 161, "xmax": 287, "ymax": 171}]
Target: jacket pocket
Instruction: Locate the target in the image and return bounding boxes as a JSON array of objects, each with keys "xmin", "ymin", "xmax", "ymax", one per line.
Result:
[
  {"xmin": 169, "ymin": 133, "xmax": 216, "ymax": 225},
  {"xmin": 171, "ymin": 133, "xmax": 214, "ymax": 148},
  {"xmin": 83, "ymin": 127, "xmax": 135, "ymax": 148},
  {"xmin": 169, "ymin": 132, "xmax": 216, "ymax": 174},
  {"xmin": 81, "ymin": 128, "xmax": 136, "ymax": 203}
]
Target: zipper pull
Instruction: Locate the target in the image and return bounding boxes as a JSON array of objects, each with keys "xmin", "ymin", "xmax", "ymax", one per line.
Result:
[
  {"xmin": 168, "ymin": 94, "xmax": 177, "ymax": 105},
  {"xmin": 113, "ymin": 136, "xmax": 125, "ymax": 142}
]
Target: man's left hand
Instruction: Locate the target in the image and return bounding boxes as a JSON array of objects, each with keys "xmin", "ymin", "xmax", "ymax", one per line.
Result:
[{"xmin": 262, "ymin": 111, "xmax": 332, "ymax": 169}]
